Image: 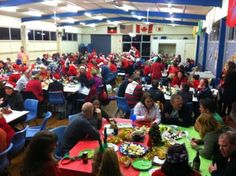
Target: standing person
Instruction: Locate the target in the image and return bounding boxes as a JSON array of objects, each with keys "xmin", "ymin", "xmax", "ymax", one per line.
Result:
[
  {"xmin": 97, "ymin": 148, "xmax": 123, "ymax": 176},
  {"xmin": 151, "ymin": 57, "xmax": 164, "ymax": 81},
  {"xmin": 152, "ymin": 144, "xmax": 201, "ymax": 176},
  {"xmin": 209, "ymin": 131, "xmax": 236, "ymax": 176},
  {"xmin": 20, "ymin": 131, "xmax": 61, "ymax": 176},
  {"xmin": 61, "ymin": 102, "xmax": 100, "ymax": 155},
  {"xmin": 17, "ymin": 46, "xmax": 29, "ymax": 65}
]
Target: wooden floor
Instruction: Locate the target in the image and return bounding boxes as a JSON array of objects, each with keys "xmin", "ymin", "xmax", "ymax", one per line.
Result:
[{"xmin": 8, "ymin": 100, "xmax": 117, "ymax": 176}]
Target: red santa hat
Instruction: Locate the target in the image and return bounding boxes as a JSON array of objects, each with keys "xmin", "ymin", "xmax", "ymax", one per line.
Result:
[{"xmin": 4, "ymin": 81, "xmax": 16, "ymax": 89}]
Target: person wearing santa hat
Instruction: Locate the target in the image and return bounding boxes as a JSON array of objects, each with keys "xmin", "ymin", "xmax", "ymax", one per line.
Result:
[
  {"xmin": 48, "ymin": 73, "xmax": 63, "ymax": 92},
  {"xmin": 0, "ymin": 81, "xmax": 24, "ymax": 111}
]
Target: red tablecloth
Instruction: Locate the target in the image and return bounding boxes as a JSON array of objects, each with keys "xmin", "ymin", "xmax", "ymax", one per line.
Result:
[{"xmin": 59, "ymin": 118, "xmax": 149, "ymax": 176}]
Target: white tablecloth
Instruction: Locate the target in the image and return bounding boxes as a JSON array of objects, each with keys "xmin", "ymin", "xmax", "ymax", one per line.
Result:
[{"xmin": 3, "ymin": 110, "xmax": 29, "ymax": 123}]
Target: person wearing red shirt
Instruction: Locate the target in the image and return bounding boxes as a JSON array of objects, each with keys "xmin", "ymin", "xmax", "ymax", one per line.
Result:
[
  {"xmin": 168, "ymin": 61, "xmax": 179, "ymax": 79},
  {"xmin": 171, "ymin": 71, "xmax": 188, "ymax": 87},
  {"xmin": 151, "ymin": 58, "xmax": 164, "ymax": 81},
  {"xmin": 68, "ymin": 63, "xmax": 78, "ymax": 76},
  {"xmin": 0, "ymin": 128, "xmax": 7, "ymax": 152},
  {"xmin": 109, "ymin": 60, "xmax": 117, "ymax": 73},
  {"xmin": 0, "ymin": 114, "xmax": 15, "ymax": 146},
  {"xmin": 192, "ymin": 75, "xmax": 200, "ymax": 89},
  {"xmin": 25, "ymin": 74, "xmax": 43, "ymax": 102}
]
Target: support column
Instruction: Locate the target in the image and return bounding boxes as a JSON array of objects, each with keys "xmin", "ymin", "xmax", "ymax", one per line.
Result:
[
  {"xmin": 56, "ymin": 29, "xmax": 62, "ymax": 55},
  {"xmin": 202, "ymin": 32, "xmax": 208, "ymax": 71},
  {"xmin": 216, "ymin": 18, "xmax": 226, "ymax": 85},
  {"xmin": 195, "ymin": 35, "xmax": 200, "ymax": 66},
  {"xmin": 21, "ymin": 24, "xmax": 28, "ymax": 52}
]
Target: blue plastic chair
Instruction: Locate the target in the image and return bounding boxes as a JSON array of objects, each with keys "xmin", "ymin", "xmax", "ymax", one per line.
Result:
[
  {"xmin": 9, "ymin": 125, "xmax": 29, "ymax": 158},
  {"xmin": 68, "ymin": 113, "xmax": 79, "ymax": 122},
  {"xmin": 115, "ymin": 96, "xmax": 131, "ymax": 116},
  {"xmin": 50, "ymin": 125, "xmax": 66, "ymax": 160},
  {"xmin": 24, "ymin": 99, "xmax": 39, "ymax": 124},
  {"xmin": 0, "ymin": 143, "xmax": 13, "ymax": 174},
  {"xmin": 48, "ymin": 91, "xmax": 66, "ymax": 118},
  {"xmin": 26, "ymin": 111, "xmax": 52, "ymax": 140}
]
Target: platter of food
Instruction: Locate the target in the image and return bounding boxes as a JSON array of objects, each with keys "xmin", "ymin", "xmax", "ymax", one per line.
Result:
[
  {"xmin": 0, "ymin": 108, "xmax": 12, "ymax": 114},
  {"xmin": 119, "ymin": 142, "xmax": 147, "ymax": 157}
]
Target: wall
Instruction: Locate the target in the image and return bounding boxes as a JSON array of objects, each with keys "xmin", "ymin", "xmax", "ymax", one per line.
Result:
[{"xmin": 206, "ymin": 42, "xmax": 219, "ymax": 74}]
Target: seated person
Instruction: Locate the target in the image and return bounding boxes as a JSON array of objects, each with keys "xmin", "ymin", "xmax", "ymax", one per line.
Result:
[
  {"xmin": 209, "ymin": 131, "xmax": 236, "ymax": 176},
  {"xmin": 148, "ymin": 79, "xmax": 165, "ymax": 105},
  {"xmin": 191, "ymin": 113, "xmax": 222, "ymax": 159},
  {"xmin": 0, "ymin": 82, "xmax": 24, "ymax": 111},
  {"xmin": 152, "ymin": 144, "xmax": 200, "ymax": 176},
  {"xmin": 125, "ymin": 75, "xmax": 143, "ymax": 109},
  {"xmin": 178, "ymin": 83, "xmax": 193, "ymax": 104},
  {"xmin": 100, "ymin": 64, "xmax": 117, "ymax": 85},
  {"xmin": 0, "ymin": 128, "xmax": 7, "ymax": 152},
  {"xmin": 133, "ymin": 92, "xmax": 161, "ymax": 125},
  {"xmin": 20, "ymin": 131, "xmax": 61, "ymax": 176},
  {"xmin": 195, "ymin": 98, "xmax": 223, "ymax": 131},
  {"xmin": 0, "ymin": 114, "xmax": 15, "ymax": 146},
  {"xmin": 48, "ymin": 73, "xmax": 63, "ymax": 92},
  {"xmin": 171, "ymin": 71, "xmax": 188, "ymax": 87},
  {"xmin": 197, "ymin": 78, "xmax": 213, "ymax": 100},
  {"xmin": 192, "ymin": 74, "xmax": 200, "ymax": 89},
  {"xmin": 61, "ymin": 102, "xmax": 100, "ymax": 155},
  {"xmin": 92, "ymin": 98, "xmax": 111, "ymax": 122},
  {"xmin": 162, "ymin": 94, "xmax": 192, "ymax": 127}
]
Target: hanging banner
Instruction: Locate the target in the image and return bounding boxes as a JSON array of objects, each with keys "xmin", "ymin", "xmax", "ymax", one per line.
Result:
[
  {"xmin": 226, "ymin": 0, "xmax": 236, "ymax": 27},
  {"xmin": 136, "ymin": 24, "xmax": 153, "ymax": 33}
]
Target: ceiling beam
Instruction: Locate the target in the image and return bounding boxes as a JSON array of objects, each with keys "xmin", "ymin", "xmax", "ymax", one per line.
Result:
[
  {"xmin": 0, "ymin": 0, "xmax": 42, "ymax": 7},
  {"xmin": 128, "ymin": 0, "xmax": 222, "ymax": 7},
  {"xmin": 58, "ymin": 17, "xmax": 198, "ymax": 27},
  {"xmin": 21, "ymin": 8, "xmax": 205, "ymax": 22}
]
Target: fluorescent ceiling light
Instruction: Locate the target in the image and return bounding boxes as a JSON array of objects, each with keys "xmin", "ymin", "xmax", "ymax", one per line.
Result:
[
  {"xmin": 132, "ymin": 15, "xmax": 145, "ymax": 20},
  {"xmin": 84, "ymin": 12, "xmax": 92, "ymax": 17},
  {"xmin": 62, "ymin": 17, "xmax": 76, "ymax": 23},
  {"xmin": 0, "ymin": 6, "xmax": 17, "ymax": 12},
  {"xmin": 52, "ymin": 16, "xmax": 60, "ymax": 21},
  {"xmin": 107, "ymin": 20, "xmax": 121, "ymax": 25},
  {"xmin": 42, "ymin": 0, "xmax": 60, "ymax": 6},
  {"xmin": 93, "ymin": 15, "xmax": 106, "ymax": 20},
  {"xmin": 114, "ymin": 4, "xmax": 134, "ymax": 12},
  {"xmin": 61, "ymin": 4, "xmax": 84, "ymax": 12},
  {"xmin": 24, "ymin": 10, "xmax": 43, "ymax": 17},
  {"xmin": 128, "ymin": 32, "xmax": 136, "ymax": 37},
  {"xmin": 168, "ymin": 3, "xmax": 172, "ymax": 8},
  {"xmin": 165, "ymin": 17, "xmax": 181, "ymax": 21},
  {"xmin": 86, "ymin": 23, "xmax": 96, "ymax": 28}
]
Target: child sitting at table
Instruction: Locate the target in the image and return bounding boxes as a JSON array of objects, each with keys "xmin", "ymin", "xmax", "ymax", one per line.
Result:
[{"xmin": 152, "ymin": 144, "xmax": 201, "ymax": 176}]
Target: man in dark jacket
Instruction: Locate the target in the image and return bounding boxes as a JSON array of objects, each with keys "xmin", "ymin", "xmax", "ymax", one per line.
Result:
[
  {"xmin": 197, "ymin": 78, "xmax": 213, "ymax": 100},
  {"xmin": 61, "ymin": 102, "xmax": 100, "ymax": 155},
  {"xmin": 148, "ymin": 79, "xmax": 165, "ymax": 104},
  {"xmin": 162, "ymin": 94, "xmax": 192, "ymax": 127},
  {"xmin": 209, "ymin": 131, "xmax": 236, "ymax": 176},
  {"xmin": 48, "ymin": 74, "xmax": 63, "ymax": 92}
]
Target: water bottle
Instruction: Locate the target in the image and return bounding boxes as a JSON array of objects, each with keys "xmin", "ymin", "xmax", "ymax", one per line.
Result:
[{"xmin": 192, "ymin": 151, "xmax": 201, "ymax": 171}]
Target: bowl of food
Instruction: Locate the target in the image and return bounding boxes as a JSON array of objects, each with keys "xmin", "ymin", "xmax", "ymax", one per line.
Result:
[{"xmin": 1, "ymin": 108, "xmax": 12, "ymax": 114}]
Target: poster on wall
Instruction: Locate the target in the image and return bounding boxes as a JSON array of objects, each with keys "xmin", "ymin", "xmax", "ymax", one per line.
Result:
[{"xmin": 227, "ymin": 0, "xmax": 236, "ymax": 27}]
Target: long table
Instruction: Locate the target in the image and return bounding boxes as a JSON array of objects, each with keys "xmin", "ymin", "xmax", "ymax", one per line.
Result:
[
  {"xmin": 2, "ymin": 110, "xmax": 29, "ymax": 123},
  {"xmin": 58, "ymin": 119, "xmax": 211, "ymax": 176}
]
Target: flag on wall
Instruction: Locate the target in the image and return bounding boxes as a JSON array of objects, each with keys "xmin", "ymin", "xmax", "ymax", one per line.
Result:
[
  {"xmin": 156, "ymin": 26, "xmax": 163, "ymax": 32},
  {"xmin": 120, "ymin": 24, "xmax": 133, "ymax": 33},
  {"xmin": 197, "ymin": 21, "xmax": 203, "ymax": 36},
  {"xmin": 227, "ymin": 0, "xmax": 236, "ymax": 27},
  {"xmin": 107, "ymin": 26, "xmax": 117, "ymax": 34},
  {"xmin": 136, "ymin": 24, "xmax": 153, "ymax": 33}
]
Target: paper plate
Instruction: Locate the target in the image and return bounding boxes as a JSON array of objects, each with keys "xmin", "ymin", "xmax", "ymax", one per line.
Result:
[
  {"xmin": 107, "ymin": 143, "xmax": 118, "ymax": 152},
  {"xmin": 78, "ymin": 149, "xmax": 94, "ymax": 159},
  {"xmin": 119, "ymin": 142, "xmax": 147, "ymax": 157},
  {"xmin": 132, "ymin": 159, "xmax": 152, "ymax": 171}
]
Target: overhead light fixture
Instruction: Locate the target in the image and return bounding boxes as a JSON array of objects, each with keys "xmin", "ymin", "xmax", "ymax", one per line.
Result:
[
  {"xmin": 107, "ymin": 20, "xmax": 121, "ymax": 26},
  {"xmin": 93, "ymin": 15, "xmax": 106, "ymax": 20},
  {"xmin": 170, "ymin": 17, "xmax": 174, "ymax": 22},
  {"xmin": 24, "ymin": 10, "xmax": 43, "ymax": 17},
  {"xmin": 62, "ymin": 17, "xmax": 76, "ymax": 23},
  {"xmin": 168, "ymin": 3, "xmax": 172, "ymax": 8},
  {"xmin": 86, "ymin": 23, "xmax": 96, "ymax": 28},
  {"xmin": 132, "ymin": 15, "xmax": 145, "ymax": 20},
  {"xmin": 0, "ymin": 6, "xmax": 17, "ymax": 12},
  {"xmin": 128, "ymin": 32, "xmax": 136, "ymax": 37},
  {"xmin": 61, "ymin": 4, "xmax": 84, "ymax": 12},
  {"xmin": 114, "ymin": 4, "xmax": 134, "ymax": 12},
  {"xmin": 42, "ymin": 0, "xmax": 60, "ymax": 7},
  {"xmin": 84, "ymin": 12, "xmax": 92, "ymax": 17}
]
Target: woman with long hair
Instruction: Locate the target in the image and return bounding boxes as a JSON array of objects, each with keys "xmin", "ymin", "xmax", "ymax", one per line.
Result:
[
  {"xmin": 97, "ymin": 148, "xmax": 122, "ymax": 176},
  {"xmin": 152, "ymin": 144, "xmax": 200, "ymax": 176},
  {"xmin": 20, "ymin": 131, "xmax": 60, "ymax": 176},
  {"xmin": 191, "ymin": 113, "xmax": 222, "ymax": 159},
  {"xmin": 133, "ymin": 92, "xmax": 161, "ymax": 125}
]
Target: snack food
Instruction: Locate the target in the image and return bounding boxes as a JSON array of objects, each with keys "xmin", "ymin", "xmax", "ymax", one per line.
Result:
[
  {"xmin": 120, "ymin": 142, "xmax": 146, "ymax": 157},
  {"xmin": 1, "ymin": 108, "xmax": 12, "ymax": 114}
]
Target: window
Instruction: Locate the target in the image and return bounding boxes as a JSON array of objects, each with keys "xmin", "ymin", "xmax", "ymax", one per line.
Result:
[
  {"xmin": 122, "ymin": 35, "xmax": 151, "ymax": 59},
  {"xmin": 42, "ymin": 31, "xmax": 49, "ymax": 40},
  {"xmin": 73, "ymin": 33, "xmax": 77, "ymax": 41},
  {"xmin": 228, "ymin": 27, "xmax": 236, "ymax": 41},
  {"xmin": 62, "ymin": 33, "xmax": 67, "ymax": 40},
  {"xmin": 209, "ymin": 21, "xmax": 220, "ymax": 41},
  {"xmin": 68, "ymin": 33, "xmax": 73, "ymax": 41},
  {"xmin": 28, "ymin": 30, "xmax": 34, "ymax": 40},
  {"xmin": 122, "ymin": 35, "xmax": 131, "ymax": 42},
  {"xmin": 35, "ymin": 30, "xmax": 42, "ymax": 40},
  {"xmin": 50, "ymin": 32, "xmax": 56, "ymax": 40},
  {"xmin": 10, "ymin": 28, "xmax": 21, "ymax": 40},
  {"xmin": 0, "ymin": 27, "xmax": 10, "ymax": 40}
]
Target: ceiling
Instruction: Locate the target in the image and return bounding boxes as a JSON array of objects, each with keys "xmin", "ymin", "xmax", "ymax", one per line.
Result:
[{"xmin": 0, "ymin": 0, "xmax": 223, "ymax": 27}]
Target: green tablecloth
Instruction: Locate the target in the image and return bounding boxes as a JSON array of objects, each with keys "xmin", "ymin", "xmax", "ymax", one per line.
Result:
[{"xmin": 140, "ymin": 126, "xmax": 211, "ymax": 176}]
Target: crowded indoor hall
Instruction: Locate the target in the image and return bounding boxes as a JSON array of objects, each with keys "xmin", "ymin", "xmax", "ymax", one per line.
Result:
[{"xmin": 0, "ymin": 0, "xmax": 236, "ymax": 176}]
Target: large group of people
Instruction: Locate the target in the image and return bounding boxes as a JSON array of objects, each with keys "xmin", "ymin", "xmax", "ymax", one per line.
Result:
[{"xmin": 0, "ymin": 45, "xmax": 236, "ymax": 176}]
